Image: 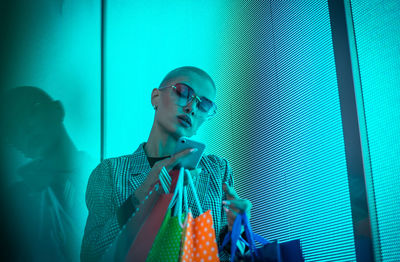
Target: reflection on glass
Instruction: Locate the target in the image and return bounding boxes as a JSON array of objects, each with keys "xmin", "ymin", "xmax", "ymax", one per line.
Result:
[{"xmin": 3, "ymin": 86, "xmax": 93, "ymax": 261}]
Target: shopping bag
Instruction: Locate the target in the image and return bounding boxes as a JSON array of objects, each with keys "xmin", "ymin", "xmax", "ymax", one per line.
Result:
[
  {"xmin": 180, "ymin": 169, "xmax": 220, "ymax": 262},
  {"xmin": 239, "ymin": 238, "xmax": 304, "ymax": 262},
  {"xmin": 219, "ymin": 213, "xmax": 304, "ymax": 262},
  {"xmin": 101, "ymin": 169, "xmax": 180, "ymax": 262},
  {"xmin": 180, "ymin": 210, "xmax": 220, "ymax": 262},
  {"xmin": 146, "ymin": 167, "xmax": 187, "ymax": 262},
  {"xmin": 125, "ymin": 169, "xmax": 182, "ymax": 262},
  {"xmin": 146, "ymin": 209, "xmax": 185, "ymax": 262},
  {"xmin": 279, "ymin": 240, "xmax": 304, "ymax": 262}
]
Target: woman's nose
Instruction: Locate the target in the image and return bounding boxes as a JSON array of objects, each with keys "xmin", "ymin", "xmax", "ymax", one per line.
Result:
[
  {"xmin": 184, "ymin": 100, "xmax": 197, "ymax": 115},
  {"xmin": 184, "ymin": 105, "xmax": 195, "ymax": 115}
]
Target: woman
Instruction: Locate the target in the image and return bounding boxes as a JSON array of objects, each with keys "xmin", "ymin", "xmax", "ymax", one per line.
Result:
[{"xmin": 81, "ymin": 66, "xmax": 251, "ymax": 262}]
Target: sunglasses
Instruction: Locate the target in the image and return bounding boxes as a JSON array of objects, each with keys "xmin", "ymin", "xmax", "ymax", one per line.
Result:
[{"xmin": 158, "ymin": 83, "xmax": 217, "ymax": 118}]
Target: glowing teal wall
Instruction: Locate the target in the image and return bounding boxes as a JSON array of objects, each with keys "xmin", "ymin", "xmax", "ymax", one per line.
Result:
[
  {"xmin": 347, "ymin": 0, "xmax": 400, "ymax": 260},
  {"xmin": 104, "ymin": 0, "xmax": 228, "ymax": 157}
]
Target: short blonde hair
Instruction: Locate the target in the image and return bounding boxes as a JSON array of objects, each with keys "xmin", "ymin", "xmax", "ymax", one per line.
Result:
[{"xmin": 158, "ymin": 66, "xmax": 216, "ymax": 91}]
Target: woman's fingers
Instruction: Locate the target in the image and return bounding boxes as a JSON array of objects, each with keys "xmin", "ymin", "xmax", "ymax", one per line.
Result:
[
  {"xmin": 154, "ymin": 148, "xmax": 198, "ymax": 174},
  {"xmin": 224, "ymin": 204, "xmax": 238, "ymax": 231},
  {"xmin": 222, "ymin": 199, "xmax": 252, "ymax": 213},
  {"xmin": 155, "ymin": 148, "xmax": 198, "ymax": 193},
  {"xmin": 166, "ymin": 148, "xmax": 198, "ymax": 170},
  {"xmin": 223, "ymin": 205, "xmax": 239, "ymax": 216},
  {"xmin": 222, "ymin": 185, "xmax": 253, "ymax": 229},
  {"xmin": 175, "ymin": 147, "xmax": 198, "ymax": 159}
]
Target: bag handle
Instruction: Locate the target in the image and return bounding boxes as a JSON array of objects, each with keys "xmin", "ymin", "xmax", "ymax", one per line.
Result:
[
  {"xmin": 183, "ymin": 186, "xmax": 189, "ymax": 215},
  {"xmin": 184, "ymin": 169, "xmax": 203, "ymax": 215},
  {"xmin": 168, "ymin": 167, "xmax": 203, "ymax": 227},
  {"xmin": 177, "ymin": 167, "xmax": 189, "ymax": 227},
  {"xmin": 219, "ymin": 213, "xmax": 270, "ymax": 262},
  {"xmin": 169, "ymin": 167, "xmax": 185, "ymax": 215}
]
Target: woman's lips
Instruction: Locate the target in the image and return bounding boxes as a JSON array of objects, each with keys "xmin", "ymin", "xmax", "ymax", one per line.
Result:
[{"xmin": 177, "ymin": 116, "xmax": 191, "ymax": 128}]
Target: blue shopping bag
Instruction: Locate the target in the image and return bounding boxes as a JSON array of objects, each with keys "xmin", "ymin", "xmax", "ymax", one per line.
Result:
[{"xmin": 219, "ymin": 213, "xmax": 304, "ymax": 262}]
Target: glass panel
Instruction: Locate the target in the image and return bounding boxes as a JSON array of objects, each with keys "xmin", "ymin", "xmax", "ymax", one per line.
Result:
[{"xmin": 1, "ymin": 1, "xmax": 100, "ymax": 260}]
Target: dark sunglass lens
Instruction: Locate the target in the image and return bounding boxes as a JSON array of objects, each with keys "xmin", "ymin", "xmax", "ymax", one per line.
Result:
[
  {"xmin": 174, "ymin": 83, "xmax": 190, "ymax": 98},
  {"xmin": 198, "ymin": 98, "xmax": 213, "ymax": 112}
]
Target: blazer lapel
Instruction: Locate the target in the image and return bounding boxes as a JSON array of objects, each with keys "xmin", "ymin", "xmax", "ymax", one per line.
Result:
[{"xmin": 127, "ymin": 143, "xmax": 152, "ymax": 191}]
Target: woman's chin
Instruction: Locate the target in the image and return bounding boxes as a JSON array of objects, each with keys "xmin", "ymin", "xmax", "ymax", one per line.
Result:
[{"xmin": 172, "ymin": 127, "xmax": 192, "ymax": 139}]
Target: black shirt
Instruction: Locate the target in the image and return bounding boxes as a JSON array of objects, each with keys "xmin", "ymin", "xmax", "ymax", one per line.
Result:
[{"xmin": 146, "ymin": 155, "xmax": 169, "ymax": 168}]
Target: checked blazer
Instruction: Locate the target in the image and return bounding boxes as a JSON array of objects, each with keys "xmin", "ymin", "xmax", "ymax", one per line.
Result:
[{"xmin": 81, "ymin": 142, "xmax": 234, "ymax": 261}]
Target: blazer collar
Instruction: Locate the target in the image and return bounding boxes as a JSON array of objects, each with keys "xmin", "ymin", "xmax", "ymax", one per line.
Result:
[{"xmin": 128, "ymin": 142, "xmax": 151, "ymax": 176}]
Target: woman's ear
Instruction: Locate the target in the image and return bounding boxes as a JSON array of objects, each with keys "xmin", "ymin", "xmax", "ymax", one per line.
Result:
[{"xmin": 151, "ymin": 88, "xmax": 160, "ymax": 109}]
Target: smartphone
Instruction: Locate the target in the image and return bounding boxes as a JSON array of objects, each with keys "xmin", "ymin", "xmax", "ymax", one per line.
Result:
[{"xmin": 173, "ymin": 137, "xmax": 206, "ymax": 170}]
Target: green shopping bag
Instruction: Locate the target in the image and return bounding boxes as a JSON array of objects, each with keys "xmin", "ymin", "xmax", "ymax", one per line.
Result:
[
  {"xmin": 146, "ymin": 167, "xmax": 187, "ymax": 262},
  {"xmin": 146, "ymin": 209, "xmax": 185, "ymax": 262}
]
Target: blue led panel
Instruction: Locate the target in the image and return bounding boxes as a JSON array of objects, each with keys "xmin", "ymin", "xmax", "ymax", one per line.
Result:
[
  {"xmin": 247, "ymin": 2, "xmax": 356, "ymax": 261},
  {"xmin": 201, "ymin": 1, "xmax": 357, "ymax": 261},
  {"xmin": 349, "ymin": 0, "xmax": 400, "ymax": 260}
]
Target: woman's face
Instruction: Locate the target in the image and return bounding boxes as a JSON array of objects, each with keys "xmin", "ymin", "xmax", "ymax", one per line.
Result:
[{"xmin": 155, "ymin": 72, "xmax": 216, "ymax": 139}]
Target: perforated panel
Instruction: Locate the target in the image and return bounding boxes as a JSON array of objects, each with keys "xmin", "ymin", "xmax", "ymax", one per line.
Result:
[{"xmin": 349, "ymin": 0, "xmax": 400, "ymax": 260}]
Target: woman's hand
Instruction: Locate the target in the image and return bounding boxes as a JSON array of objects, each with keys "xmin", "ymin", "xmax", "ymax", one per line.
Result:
[
  {"xmin": 141, "ymin": 148, "xmax": 199, "ymax": 196},
  {"xmin": 134, "ymin": 148, "xmax": 197, "ymax": 202},
  {"xmin": 222, "ymin": 183, "xmax": 252, "ymax": 231}
]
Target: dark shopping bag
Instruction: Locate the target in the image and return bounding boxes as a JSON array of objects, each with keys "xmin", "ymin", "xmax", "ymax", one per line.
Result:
[
  {"xmin": 125, "ymin": 168, "xmax": 184, "ymax": 261},
  {"xmin": 219, "ymin": 213, "xmax": 304, "ymax": 262},
  {"xmin": 124, "ymin": 191, "xmax": 173, "ymax": 261},
  {"xmin": 280, "ymin": 240, "xmax": 304, "ymax": 262},
  {"xmin": 101, "ymin": 169, "xmax": 180, "ymax": 262}
]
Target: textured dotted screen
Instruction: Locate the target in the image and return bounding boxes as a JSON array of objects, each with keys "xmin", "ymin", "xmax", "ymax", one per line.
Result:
[
  {"xmin": 349, "ymin": 0, "xmax": 400, "ymax": 260},
  {"xmin": 205, "ymin": 1, "xmax": 357, "ymax": 261}
]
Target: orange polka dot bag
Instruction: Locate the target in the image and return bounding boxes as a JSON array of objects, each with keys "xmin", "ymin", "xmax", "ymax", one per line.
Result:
[{"xmin": 180, "ymin": 169, "xmax": 220, "ymax": 262}]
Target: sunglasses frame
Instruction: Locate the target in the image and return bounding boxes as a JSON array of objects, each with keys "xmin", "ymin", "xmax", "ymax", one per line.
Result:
[{"xmin": 158, "ymin": 83, "xmax": 217, "ymax": 118}]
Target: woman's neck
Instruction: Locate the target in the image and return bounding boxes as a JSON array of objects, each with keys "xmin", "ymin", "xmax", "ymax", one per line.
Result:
[{"xmin": 145, "ymin": 124, "xmax": 177, "ymax": 157}]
